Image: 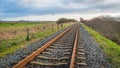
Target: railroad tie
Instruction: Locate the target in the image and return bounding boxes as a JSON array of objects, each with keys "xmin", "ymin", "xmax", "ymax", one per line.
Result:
[{"xmin": 30, "ymin": 61, "xmax": 68, "ymax": 66}]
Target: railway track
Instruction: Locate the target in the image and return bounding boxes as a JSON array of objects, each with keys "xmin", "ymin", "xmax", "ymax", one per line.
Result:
[{"xmin": 13, "ymin": 24, "xmax": 87, "ymax": 68}]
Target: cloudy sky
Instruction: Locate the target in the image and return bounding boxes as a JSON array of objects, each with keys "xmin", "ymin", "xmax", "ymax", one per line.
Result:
[{"xmin": 0, "ymin": 0, "xmax": 120, "ymax": 21}]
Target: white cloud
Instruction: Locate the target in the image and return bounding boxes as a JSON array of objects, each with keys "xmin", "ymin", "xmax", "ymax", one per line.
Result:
[
  {"xmin": 1, "ymin": 0, "xmax": 120, "ymax": 21},
  {"xmin": 104, "ymin": 0, "xmax": 120, "ymax": 4},
  {"xmin": 2, "ymin": 12, "xmax": 120, "ymax": 21},
  {"xmin": 19, "ymin": 0, "xmax": 88, "ymax": 9},
  {"xmin": 19, "ymin": 0, "xmax": 120, "ymax": 10},
  {"xmin": 19, "ymin": 0, "xmax": 63, "ymax": 8}
]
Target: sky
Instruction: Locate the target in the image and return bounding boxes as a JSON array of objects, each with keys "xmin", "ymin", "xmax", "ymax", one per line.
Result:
[{"xmin": 0, "ymin": 0, "xmax": 120, "ymax": 21}]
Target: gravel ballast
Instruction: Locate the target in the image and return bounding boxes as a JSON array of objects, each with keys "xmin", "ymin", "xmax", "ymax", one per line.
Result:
[
  {"xmin": 79, "ymin": 23, "xmax": 111, "ymax": 68},
  {"xmin": 0, "ymin": 26, "xmax": 70, "ymax": 68},
  {"xmin": 0, "ymin": 23, "xmax": 111, "ymax": 68}
]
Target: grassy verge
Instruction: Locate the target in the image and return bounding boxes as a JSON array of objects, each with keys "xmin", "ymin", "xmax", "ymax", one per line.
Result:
[
  {"xmin": 0, "ymin": 23, "xmax": 73, "ymax": 57},
  {"xmin": 0, "ymin": 22, "xmax": 52, "ymax": 28},
  {"xmin": 82, "ymin": 23, "xmax": 120, "ymax": 67}
]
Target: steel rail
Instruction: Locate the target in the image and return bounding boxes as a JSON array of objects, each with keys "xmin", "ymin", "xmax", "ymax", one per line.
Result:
[
  {"xmin": 70, "ymin": 27, "xmax": 79, "ymax": 68},
  {"xmin": 13, "ymin": 26, "xmax": 72, "ymax": 68}
]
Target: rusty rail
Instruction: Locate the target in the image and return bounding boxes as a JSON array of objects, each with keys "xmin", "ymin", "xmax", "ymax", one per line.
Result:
[
  {"xmin": 70, "ymin": 27, "xmax": 79, "ymax": 68},
  {"xmin": 13, "ymin": 26, "xmax": 72, "ymax": 68}
]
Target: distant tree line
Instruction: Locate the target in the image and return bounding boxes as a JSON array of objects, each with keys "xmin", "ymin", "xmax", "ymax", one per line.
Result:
[
  {"xmin": 56, "ymin": 18, "xmax": 77, "ymax": 24},
  {"xmin": 80, "ymin": 16, "xmax": 120, "ymax": 45}
]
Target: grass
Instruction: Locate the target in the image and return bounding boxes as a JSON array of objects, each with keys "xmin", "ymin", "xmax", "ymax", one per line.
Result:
[
  {"xmin": 0, "ymin": 22, "xmax": 73, "ymax": 57},
  {"xmin": 0, "ymin": 22, "xmax": 49, "ymax": 27},
  {"xmin": 82, "ymin": 23, "xmax": 120, "ymax": 68},
  {"xmin": 0, "ymin": 22, "xmax": 55, "ymax": 31},
  {"xmin": 82, "ymin": 17, "xmax": 120, "ymax": 45}
]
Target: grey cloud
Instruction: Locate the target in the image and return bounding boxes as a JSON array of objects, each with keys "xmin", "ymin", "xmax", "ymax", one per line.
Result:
[{"xmin": 0, "ymin": 0, "xmax": 120, "ymax": 18}]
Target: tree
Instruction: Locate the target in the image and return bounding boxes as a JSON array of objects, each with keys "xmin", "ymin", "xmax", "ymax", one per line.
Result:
[{"xmin": 56, "ymin": 18, "xmax": 77, "ymax": 24}]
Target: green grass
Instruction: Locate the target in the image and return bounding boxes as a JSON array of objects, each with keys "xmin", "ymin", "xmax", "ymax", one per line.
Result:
[
  {"xmin": 0, "ymin": 22, "xmax": 37, "ymax": 28},
  {"xmin": 0, "ymin": 22, "xmax": 55, "ymax": 30},
  {"xmin": 0, "ymin": 23, "xmax": 73, "ymax": 57},
  {"xmin": 82, "ymin": 23, "xmax": 120, "ymax": 67}
]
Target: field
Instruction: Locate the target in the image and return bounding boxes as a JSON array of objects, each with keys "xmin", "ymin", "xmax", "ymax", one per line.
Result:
[
  {"xmin": 0, "ymin": 22, "xmax": 73, "ymax": 57},
  {"xmin": 81, "ymin": 16, "xmax": 120, "ymax": 45}
]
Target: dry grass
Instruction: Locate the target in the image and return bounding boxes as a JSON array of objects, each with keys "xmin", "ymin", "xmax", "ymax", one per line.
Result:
[{"xmin": 0, "ymin": 22, "xmax": 74, "ymax": 57}]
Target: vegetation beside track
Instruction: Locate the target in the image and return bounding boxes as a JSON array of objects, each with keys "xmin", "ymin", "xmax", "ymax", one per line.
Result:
[
  {"xmin": 0, "ymin": 22, "xmax": 73, "ymax": 57},
  {"xmin": 82, "ymin": 23, "xmax": 120, "ymax": 68},
  {"xmin": 81, "ymin": 16, "xmax": 120, "ymax": 45}
]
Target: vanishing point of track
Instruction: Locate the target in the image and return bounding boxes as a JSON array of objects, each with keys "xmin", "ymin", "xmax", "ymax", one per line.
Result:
[{"xmin": 13, "ymin": 24, "xmax": 87, "ymax": 68}]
